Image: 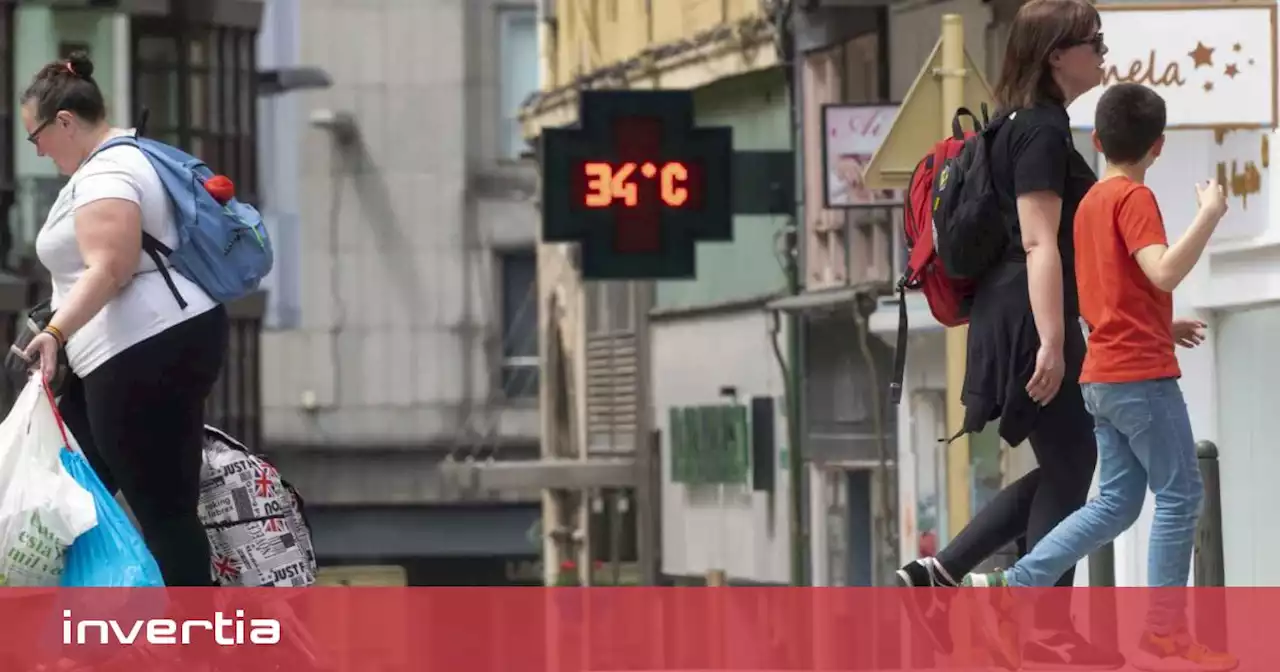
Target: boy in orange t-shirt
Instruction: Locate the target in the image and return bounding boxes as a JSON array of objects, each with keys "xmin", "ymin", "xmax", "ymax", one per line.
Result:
[{"xmin": 962, "ymin": 83, "xmax": 1237, "ymax": 671}]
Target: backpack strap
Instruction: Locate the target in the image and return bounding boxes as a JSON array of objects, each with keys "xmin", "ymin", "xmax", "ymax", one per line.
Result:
[
  {"xmin": 890, "ymin": 282, "xmax": 908, "ymax": 405},
  {"xmin": 142, "ymin": 234, "xmax": 187, "ymax": 309},
  {"xmin": 952, "ymin": 106, "xmax": 988, "ymax": 139},
  {"xmin": 82, "ymin": 135, "xmax": 189, "ymax": 310}
]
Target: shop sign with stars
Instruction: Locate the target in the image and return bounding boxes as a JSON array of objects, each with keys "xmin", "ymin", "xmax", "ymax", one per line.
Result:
[{"xmin": 1067, "ymin": 3, "xmax": 1277, "ymax": 129}]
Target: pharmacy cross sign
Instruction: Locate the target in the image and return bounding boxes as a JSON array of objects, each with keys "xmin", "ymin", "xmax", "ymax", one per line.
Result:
[{"xmin": 540, "ymin": 90, "xmax": 733, "ymax": 280}]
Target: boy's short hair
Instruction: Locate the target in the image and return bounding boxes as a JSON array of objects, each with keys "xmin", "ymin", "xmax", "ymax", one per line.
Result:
[{"xmin": 1094, "ymin": 83, "xmax": 1167, "ymax": 164}]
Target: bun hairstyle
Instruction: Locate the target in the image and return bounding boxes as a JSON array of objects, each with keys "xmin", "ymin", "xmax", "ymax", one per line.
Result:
[{"xmin": 22, "ymin": 50, "xmax": 107, "ymax": 125}]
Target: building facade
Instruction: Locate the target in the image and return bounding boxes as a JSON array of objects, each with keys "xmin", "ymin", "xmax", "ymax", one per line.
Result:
[
  {"xmin": 254, "ymin": 0, "xmax": 546, "ymax": 584},
  {"xmin": 521, "ymin": 0, "xmax": 1272, "ymax": 589},
  {"xmin": 520, "ymin": 0, "xmax": 787, "ymax": 585},
  {"xmin": 651, "ymin": 68, "xmax": 793, "ymax": 585}
]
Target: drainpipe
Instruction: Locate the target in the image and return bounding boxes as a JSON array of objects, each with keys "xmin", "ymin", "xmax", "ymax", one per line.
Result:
[{"xmin": 778, "ymin": 0, "xmax": 808, "ymax": 587}]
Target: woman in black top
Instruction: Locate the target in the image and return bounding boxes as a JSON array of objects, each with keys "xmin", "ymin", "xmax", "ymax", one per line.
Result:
[{"xmin": 895, "ymin": 0, "xmax": 1123, "ymax": 667}]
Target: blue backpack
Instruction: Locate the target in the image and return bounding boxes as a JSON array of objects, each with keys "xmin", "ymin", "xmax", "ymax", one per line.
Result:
[{"xmin": 88, "ymin": 135, "xmax": 273, "ymax": 308}]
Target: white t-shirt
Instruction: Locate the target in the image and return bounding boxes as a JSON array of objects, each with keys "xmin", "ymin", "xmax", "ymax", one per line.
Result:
[{"xmin": 35, "ymin": 129, "xmax": 217, "ymax": 375}]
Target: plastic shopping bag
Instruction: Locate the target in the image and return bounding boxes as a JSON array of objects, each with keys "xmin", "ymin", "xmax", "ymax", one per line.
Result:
[
  {"xmin": 0, "ymin": 376, "xmax": 97, "ymax": 586},
  {"xmin": 42, "ymin": 381, "xmax": 164, "ymax": 588}
]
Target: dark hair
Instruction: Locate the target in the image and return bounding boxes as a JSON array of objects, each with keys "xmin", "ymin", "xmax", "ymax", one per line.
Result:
[
  {"xmin": 1094, "ymin": 83, "xmax": 1166, "ymax": 164},
  {"xmin": 994, "ymin": 0, "xmax": 1101, "ymax": 111},
  {"xmin": 21, "ymin": 51, "xmax": 107, "ymax": 124}
]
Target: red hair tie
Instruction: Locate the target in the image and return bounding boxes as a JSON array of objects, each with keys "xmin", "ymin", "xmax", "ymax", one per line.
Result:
[{"xmin": 65, "ymin": 61, "xmax": 75, "ymax": 76}]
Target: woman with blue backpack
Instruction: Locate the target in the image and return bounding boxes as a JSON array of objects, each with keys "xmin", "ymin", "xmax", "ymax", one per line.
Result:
[{"xmin": 14, "ymin": 51, "xmax": 265, "ymax": 588}]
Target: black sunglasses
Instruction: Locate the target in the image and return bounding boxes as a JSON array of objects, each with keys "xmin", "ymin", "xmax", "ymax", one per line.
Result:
[{"xmin": 1063, "ymin": 32, "xmax": 1105, "ymax": 54}]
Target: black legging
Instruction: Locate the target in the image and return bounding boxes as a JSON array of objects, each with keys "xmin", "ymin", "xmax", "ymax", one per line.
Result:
[
  {"xmin": 57, "ymin": 305, "xmax": 228, "ymax": 586},
  {"xmin": 937, "ymin": 375, "xmax": 1098, "ymax": 627}
]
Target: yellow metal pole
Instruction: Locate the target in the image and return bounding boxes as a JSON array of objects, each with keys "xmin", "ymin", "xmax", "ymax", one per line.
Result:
[{"xmin": 939, "ymin": 14, "xmax": 971, "ymax": 544}]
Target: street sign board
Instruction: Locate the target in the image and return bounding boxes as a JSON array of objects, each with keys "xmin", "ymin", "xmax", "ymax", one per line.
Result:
[{"xmin": 863, "ymin": 38, "xmax": 992, "ymax": 190}]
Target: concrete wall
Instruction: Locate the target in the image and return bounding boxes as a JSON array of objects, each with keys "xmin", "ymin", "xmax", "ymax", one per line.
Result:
[
  {"xmin": 261, "ymin": 0, "xmax": 538, "ymax": 457},
  {"xmin": 1215, "ymin": 304, "xmax": 1280, "ymax": 586},
  {"xmin": 652, "ymin": 309, "xmax": 790, "ymax": 584}
]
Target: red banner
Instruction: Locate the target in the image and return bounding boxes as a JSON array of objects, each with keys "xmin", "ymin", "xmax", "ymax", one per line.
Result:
[{"xmin": 0, "ymin": 587, "xmax": 1253, "ymax": 671}]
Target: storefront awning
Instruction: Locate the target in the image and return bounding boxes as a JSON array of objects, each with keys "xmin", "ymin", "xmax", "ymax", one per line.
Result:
[{"xmin": 766, "ymin": 286, "xmax": 942, "ymax": 336}]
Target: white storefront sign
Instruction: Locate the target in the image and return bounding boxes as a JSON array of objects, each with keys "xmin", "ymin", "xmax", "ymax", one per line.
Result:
[{"xmin": 1068, "ymin": 3, "xmax": 1277, "ymax": 129}]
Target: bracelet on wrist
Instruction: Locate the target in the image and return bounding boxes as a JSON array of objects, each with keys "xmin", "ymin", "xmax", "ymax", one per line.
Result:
[{"xmin": 43, "ymin": 325, "xmax": 66, "ymax": 348}]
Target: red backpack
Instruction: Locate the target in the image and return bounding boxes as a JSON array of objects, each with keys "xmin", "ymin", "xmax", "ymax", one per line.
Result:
[{"xmin": 889, "ymin": 106, "xmax": 989, "ymax": 405}]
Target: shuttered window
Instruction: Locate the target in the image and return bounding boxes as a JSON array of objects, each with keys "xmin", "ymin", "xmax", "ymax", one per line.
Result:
[{"xmin": 584, "ymin": 281, "xmax": 640, "ymax": 454}]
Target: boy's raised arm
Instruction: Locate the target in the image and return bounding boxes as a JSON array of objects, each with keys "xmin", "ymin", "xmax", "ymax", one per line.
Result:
[{"xmin": 1132, "ymin": 180, "xmax": 1227, "ymax": 292}]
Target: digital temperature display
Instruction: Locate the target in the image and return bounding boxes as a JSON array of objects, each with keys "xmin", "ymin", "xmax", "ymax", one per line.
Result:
[
  {"xmin": 542, "ymin": 90, "xmax": 732, "ymax": 280},
  {"xmin": 575, "ymin": 158, "xmax": 707, "ymax": 213},
  {"xmin": 581, "ymin": 161, "xmax": 694, "ymax": 209}
]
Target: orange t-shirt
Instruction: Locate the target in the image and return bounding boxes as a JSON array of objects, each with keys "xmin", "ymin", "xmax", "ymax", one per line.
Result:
[{"xmin": 1074, "ymin": 176, "xmax": 1179, "ymax": 384}]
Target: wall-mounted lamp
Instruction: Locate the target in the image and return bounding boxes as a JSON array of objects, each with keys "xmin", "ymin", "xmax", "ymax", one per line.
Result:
[
  {"xmin": 257, "ymin": 66, "xmax": 335, "ymax": 96},
  {"xmin": 308, "ymin": 108, "xmax": 359, "ymax": 146}
]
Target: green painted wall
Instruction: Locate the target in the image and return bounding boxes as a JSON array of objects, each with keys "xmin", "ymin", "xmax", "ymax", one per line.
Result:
[
  {"xmin": 15, "ymin": 7, "xmax": 121, "ymax": 177},
  {"xmin": 12, "ymin": 7, "xmax": 122, "ymax": 252},
  {"xmin": 654, "ymin": 68, "xmax": 791, "ymax": 311}
]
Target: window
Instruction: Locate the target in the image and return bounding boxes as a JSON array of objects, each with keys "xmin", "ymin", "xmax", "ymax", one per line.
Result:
[
  {"xmin": 499, "ymin": 249, "xmax": 539, "ymax": 399},
  {"xmin": 132, "ymin": 18, "xmax": 259, "ymax": 204},
  {"xmin": 498, "ymin": 9, "xmax": 538, "ymax": 160}
]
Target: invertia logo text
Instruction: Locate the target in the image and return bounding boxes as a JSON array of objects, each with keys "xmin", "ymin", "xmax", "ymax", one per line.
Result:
[{"xmin": 63, "ymin": 609, "xmax": 281, "ymax": 646}]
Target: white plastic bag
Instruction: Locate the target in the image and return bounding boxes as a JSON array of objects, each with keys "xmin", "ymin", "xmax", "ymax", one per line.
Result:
[{"xmin": 0, "ymin": 376, "xmax": 97, "ymax": 586}]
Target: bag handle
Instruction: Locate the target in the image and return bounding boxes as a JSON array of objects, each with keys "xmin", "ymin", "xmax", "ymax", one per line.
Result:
[
  {"xmin": 38, "ymin": 375, "xmax": 72, "ymax": 454},
  {"xmin": 951, "ymin": 104, "xmax": 990, "ymax": 139}
]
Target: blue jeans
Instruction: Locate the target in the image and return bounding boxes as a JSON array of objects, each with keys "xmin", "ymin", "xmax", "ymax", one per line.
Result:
[{"xmin": 1004, "ymin": 378, "xmax": 1204, "ymax": 633}]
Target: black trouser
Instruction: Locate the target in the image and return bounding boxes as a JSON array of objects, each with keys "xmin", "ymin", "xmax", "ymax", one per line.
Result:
[
  {"xmin": 58, "ymin": 305, "xmax": 228, "ymax": 587},
  {"xmin": 936, "ymin": 377, "xmax": 1098, "ymax": 628}
]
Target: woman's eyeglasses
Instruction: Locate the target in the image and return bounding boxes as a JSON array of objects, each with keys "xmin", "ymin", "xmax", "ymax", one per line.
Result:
[
  {"xmin": 26, "ymin": 118, "xmax": 53, "ymax": 145},
  {"xmin": 1063, "ymin": 32, "xmax": 1106, "ymax": 54}
]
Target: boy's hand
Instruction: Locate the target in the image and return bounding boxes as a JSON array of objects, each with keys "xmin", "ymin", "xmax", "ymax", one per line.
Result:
[
  {"xmin": 1173, "ymin": 318, "xmax": 1207, "ymax": 348},
  {"xmin": 1195, "ymin": 180, "xmax": 1229, "ymax": 221}
]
